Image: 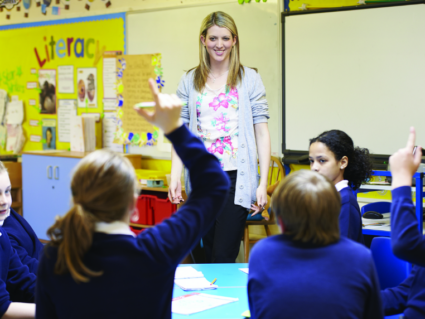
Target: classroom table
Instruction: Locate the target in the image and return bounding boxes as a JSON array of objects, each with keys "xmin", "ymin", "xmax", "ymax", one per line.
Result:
[{"xmin": 172, "ymin": 263, "xmax": 249, "ymax": 319}]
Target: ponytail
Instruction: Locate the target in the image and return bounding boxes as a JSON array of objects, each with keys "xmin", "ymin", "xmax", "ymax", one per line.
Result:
[
  {"xmin": 45, "ymin": 150, "xmax": 137, "ymax": 284},
  {"xmin": 47, "ymin": 203, "xmax": 102, "ymax": 283},
  {"xmin": 344, "ymin": 147, "xmax": 373, "ymax": 191}
]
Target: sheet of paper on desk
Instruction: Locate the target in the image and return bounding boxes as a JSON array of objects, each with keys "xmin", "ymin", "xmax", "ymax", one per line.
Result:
[
  {"xmin": 239, "ymin": 268, "xmax": 249, "ymax": 274},
  {"xmin": 175, "ymin": 266, "xmax": 204, "ymax": 279},
  {"xmin": 172, "ymin": 293, "xmax": 238, "ymax": 315},
  {"xmin": 174, "ymin": 278, "xmax": 218, "ymax": 291}
]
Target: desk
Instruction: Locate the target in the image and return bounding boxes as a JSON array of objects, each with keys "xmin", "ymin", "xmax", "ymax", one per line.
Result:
[
  {"xmin": 358, "ymin": 170, "xmax": 424, "ymax": 237},
  {"xmin": 173, "ymin": 264, "xmax": 249, "ymax": 319}
]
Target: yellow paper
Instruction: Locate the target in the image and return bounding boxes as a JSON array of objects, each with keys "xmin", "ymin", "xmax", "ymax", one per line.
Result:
[
  {"xmin": 241, "ymin": 310, "xmax": 251, "ymax": 317},
  {"xmin": 115, "ymin": 54, "xmax": 161, "ymax": 146}
]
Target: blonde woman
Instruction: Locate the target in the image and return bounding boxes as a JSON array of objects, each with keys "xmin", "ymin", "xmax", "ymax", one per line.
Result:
[{"xmin": 169, "ymin": 11, "xmax": 271, "ymax": 263}]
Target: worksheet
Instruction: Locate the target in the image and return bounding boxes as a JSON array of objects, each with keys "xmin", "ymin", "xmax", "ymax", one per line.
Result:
[{"xmin": 172, "ymin": 293, "xmax": 238, "ymax": 315}]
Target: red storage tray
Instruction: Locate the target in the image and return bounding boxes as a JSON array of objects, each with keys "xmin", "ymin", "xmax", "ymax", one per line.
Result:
[
  {"xmin": 151, "ymin": 196, "xmax": 177, "ymax": 224},
  {"xmin": 135, "ymin": 193, "xmax": 177, "ymax": 226},
  {"xmin": 135, "ymin": 195, "xmax": 154, "ymax": 225}
]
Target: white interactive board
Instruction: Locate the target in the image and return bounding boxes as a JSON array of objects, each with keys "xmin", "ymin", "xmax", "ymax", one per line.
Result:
[{"xmin": 284, "ymin": 3, "xmax": 425, "ymax": 154}]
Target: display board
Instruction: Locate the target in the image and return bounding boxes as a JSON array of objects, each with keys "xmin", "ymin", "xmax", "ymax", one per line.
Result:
[
  {"xmin": 0, "ymin": 13, "xmax": 126, "ymax": 153},
  {"xmin": 284, "ymin": 2, "xmax": 425, "ymax": 155},
  {"xmin": 127, "ymin": 1, "xmax": 281, "ymax": 159}
]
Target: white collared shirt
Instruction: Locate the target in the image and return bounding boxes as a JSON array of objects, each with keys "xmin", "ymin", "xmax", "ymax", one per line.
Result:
[
  {"xmin": 95, "ymin": 220, "xmax": 135, "ymax": 237},
  {"xmin": 0, "ymin": 210, "xmax": 11, "ymax": 226},
  {"xmin": 335, "ymin": 180, "xmax": 349, "ymax": 192}
]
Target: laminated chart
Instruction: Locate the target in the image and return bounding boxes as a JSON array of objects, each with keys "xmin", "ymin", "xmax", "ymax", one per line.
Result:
[{"xmin": 114, "ymin": 53, "xmax": 163, "ymax": 147}]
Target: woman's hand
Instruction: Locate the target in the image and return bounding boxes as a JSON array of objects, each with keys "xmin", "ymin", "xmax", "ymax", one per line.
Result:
[
  {"xmin": 134, "ymin": 78, "xmax": 183, "ymax": 134},
  {"xmin": 256, "ymin": 184, "xmax": 268, "ymax": 209},
  {"xmin": 168, "ymin": 179, "xmax": 183, "ymax": 204}
]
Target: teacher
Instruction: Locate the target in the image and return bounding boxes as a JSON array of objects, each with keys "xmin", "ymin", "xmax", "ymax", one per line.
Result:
[{"xmin": 169, "ymin": 11, "xmax": 271, "ymax": 263}]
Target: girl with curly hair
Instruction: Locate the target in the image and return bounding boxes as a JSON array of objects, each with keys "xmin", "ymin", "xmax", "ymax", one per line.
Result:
[{"xmin": 309, "ymin": 130, "xmax": 372, "ymax": 243}]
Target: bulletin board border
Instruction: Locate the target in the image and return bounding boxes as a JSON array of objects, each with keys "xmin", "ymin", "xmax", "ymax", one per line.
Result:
[{"xmin": 0, "ymin": 12, "xmax": 127, "ymax": 53}]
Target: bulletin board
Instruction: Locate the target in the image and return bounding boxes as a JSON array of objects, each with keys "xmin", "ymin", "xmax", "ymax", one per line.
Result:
[
  {"xmin": 126, "ymin": 1, "xmax": 281, "ymax": 159},
  {"xmin": 0, "ymin": 12, "xmax": 126, "ymax": 154}
]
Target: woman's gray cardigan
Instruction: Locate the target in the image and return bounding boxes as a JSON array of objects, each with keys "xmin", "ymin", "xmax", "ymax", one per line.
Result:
[{"xmin": 176, "ymin": 67, "xmax": 269, "ymax": 209}]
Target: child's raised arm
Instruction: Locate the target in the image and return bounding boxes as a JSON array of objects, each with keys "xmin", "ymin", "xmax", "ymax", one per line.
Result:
[
  {"xmin": 389, "ymin": 127, "xmax": 425, "ymax": 266},
  {"xmin": 133, "ymin": 79, "xmax": 230, "ymax": 267}
]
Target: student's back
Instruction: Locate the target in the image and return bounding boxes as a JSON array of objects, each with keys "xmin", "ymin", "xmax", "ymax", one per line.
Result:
[
  {"xmin": 247, "ymin": 170, "xmax": 382, "ymax": 319},
  {"xmin": 248, "ymin": 235, "xmax": 381, "ymax": 319}
]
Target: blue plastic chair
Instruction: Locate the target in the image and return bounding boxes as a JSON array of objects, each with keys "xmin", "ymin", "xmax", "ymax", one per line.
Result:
[
  {"xmin": 361, "ymin": 201, "xmax": 391, "ymax": 216},
  {"xmin": 370, "ymin": 237, "xmax": 411, "ymax": 290}
]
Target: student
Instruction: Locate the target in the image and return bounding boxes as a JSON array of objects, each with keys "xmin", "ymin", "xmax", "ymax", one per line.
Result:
[
  {"xmin": 248, "ymin": 170, "xmax": 383, "ymax": 319},
  {"xmin": 35, "ymin": 79, "xmax": 230, "ymax": 319},
  {"xmin": 381, "ymin": 127, "xmax": 425, "ymax": 318},
  {"xmin": 170, "ymin": 11, "xmax": 271, "ymax": 263},
  {"xmin": 0, "ymin": 162, "xmax": 43, "ymax": 275},
  {"xmin": 309, "ymin": 130, "xmax": 372, "ymax": 243},
  {"xmin": 0, "ymin": 229, "xmax": 36, "ymax": 319}
]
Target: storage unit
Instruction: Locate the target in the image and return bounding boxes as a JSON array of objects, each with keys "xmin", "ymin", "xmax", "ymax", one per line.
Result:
[
  {"xmin": 134, "ymin": 193, "xmax": 177, "ymax": 226},
  {"xmin": 22, "ymin": 151, "xmax": 141, "ymax": 241}
]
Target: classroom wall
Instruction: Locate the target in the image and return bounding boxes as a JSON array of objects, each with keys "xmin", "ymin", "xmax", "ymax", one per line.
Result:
[{"xmin": 0, "ymin": 0, "xmax": 283, "ymax": 161}]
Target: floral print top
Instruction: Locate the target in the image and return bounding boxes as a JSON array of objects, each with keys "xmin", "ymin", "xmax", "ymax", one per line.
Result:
[{"xmin": 196, "ymin": 84, "xmax": 239, "ymax": 170}]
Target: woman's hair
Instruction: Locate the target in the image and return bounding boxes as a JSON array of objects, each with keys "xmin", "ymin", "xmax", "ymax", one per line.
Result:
[
  {"xmin": 271, "ymin": 170, "xmax": 340, "ymax": 245},
  {"xmin": 46, "ymin": 150, "xmax": 137, "ymax": 283},
  {"xmin": 309, "ymin": 130, "xmax": 372, "ymax": 190},
  {"xmin": 191, "ymin": 11, "xmax": 247, "ymax": 91},
  {"xmin": 0, "ymin": 161, "xmax": 7, "ymax": 174}
]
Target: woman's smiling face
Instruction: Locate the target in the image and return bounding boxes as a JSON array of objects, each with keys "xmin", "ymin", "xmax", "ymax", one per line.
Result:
[{"xmin": 201, "ymin": 25, "xmax": 236, "ymax": 65}]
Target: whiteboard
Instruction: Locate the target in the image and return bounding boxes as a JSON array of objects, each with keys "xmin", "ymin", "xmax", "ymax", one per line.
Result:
[
  {"xmin": 284, "ymin": 4, "xmax": 425, "ymax": 155},
  {"xmin": 127, "ymin": 1, "xmax": 281, "ymax": 158}
]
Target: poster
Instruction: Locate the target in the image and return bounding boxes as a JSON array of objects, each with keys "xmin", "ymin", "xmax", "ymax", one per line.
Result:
[
  {"xmin": 103, "ymin": 112, "xmax": 123, "ymax": 153},
  {"xmin": 114, "ymin": 54, "xmax": 162, "ymax": 146},
  {"xmin": 103, "ymin": 51, "xmax": 121, "ymax": 100},
  {"xmin": 42, "ymin": 118, "xmax": 56, "ymax": 150},
  {"xmin": 77, "ymin": 68, "xmax": 97, "ymax": 108},
  {"xmin": 58, "ymin": 66, "xmax": 74, "ymax": 94},
  {"xmin": 58, "ymin": 99, "xmax": 76, "ymax": 142},
  {"xmin": 6, "ymin": 99, "xmax": 24, "ymax": 125},
  {"xmin": 39, "ymin": 69, "xmax": 57, "ymax": 114}
]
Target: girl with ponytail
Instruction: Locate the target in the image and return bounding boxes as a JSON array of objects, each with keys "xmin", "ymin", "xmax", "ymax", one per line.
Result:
[
  {"xmin": 35, "ymin": 79, "xmax": 230, "ymax": 319},
  {"xmin": 309, "ymin": 130, "xmax": 372, "ymax": 244}
]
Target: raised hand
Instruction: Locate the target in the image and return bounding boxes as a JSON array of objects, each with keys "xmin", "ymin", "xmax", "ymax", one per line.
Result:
[
  {"xmin": 389, "ymin": 127, "xmax": 422, "ymax": 189},
  {"xmin": 134, "ymin": 79, "xmax": 183, "ymax": 134}
]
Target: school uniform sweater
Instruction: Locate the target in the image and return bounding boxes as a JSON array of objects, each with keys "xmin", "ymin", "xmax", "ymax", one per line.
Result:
[
  {"xmin": 35, "ymin": 125, "xmax": 230, "ymax": 319},
  {"xmin": 0, "ymin": 229, "xmax": 36, "ymax": 318},
  {"xmin": 248, "ymin": 235, "xmax": 383, "ymax": 319},
  {"xmin": 2, "ymin": 208, "xmax": 43, "ymax": 274},
  {"xmin": 338, "ymin": 184, "xmax": 364, "ymax": 244},
  {"xmin": 381, "ymin": 186, "xmax": 425, "ymax": 318}
]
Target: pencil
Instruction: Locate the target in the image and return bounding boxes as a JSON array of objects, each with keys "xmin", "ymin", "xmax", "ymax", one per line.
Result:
[
  {"xmin": 210, "ymin": 278, "xmax": 217, "ymax": 285},
  {"xmin": 135, "ymin": 102, "xmax": 156, "ymax": 108}
]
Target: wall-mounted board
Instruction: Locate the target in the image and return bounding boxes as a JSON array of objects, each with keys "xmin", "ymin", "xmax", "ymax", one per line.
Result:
[{"xmin": 283, "ymin": 2, "xmax": 425, "ymax": 155}]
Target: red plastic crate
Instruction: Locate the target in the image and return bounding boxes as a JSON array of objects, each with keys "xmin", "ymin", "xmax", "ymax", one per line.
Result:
[
  {"xmin": 135, "ymin": 195, "xmax": 154, "ymax": 225},
  {"xmin": 135, "ymin": 194, "xmax": 177, "ymax": 226},
  {"xmin": 151, "ymin": 196, "xmax": 177, "ymax": 224}
]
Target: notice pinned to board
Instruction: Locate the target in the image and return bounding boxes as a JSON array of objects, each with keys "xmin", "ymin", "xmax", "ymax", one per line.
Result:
[{"xmin": 114, "ymin": 54, "xmax": 162, "ymax": 146}]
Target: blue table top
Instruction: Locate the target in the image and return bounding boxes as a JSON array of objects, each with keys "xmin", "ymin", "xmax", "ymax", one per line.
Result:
[{"xmin": 172, "ymin": 263, "xmax": 249, "ymax": 319}]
